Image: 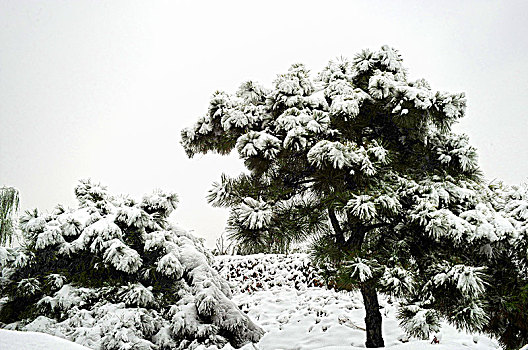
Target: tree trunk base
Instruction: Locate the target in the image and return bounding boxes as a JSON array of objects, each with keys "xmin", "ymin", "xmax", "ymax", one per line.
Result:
[{"xmin": 360, "ymin": 285, "xmax": 384, "ymax": 348}]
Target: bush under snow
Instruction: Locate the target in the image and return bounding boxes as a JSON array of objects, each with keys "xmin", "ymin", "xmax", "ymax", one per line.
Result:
[
  {"xmin": 214, "ymin": 254, "xmax": 324, "ymax": 294},
  {"xmin": 0, "ymin": 180, "xmax": 263, "ymax": 350}
]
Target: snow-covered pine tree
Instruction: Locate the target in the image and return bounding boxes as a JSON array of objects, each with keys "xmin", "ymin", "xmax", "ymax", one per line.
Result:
[
  {"xmin": 480, "ymin": 182, "xmax": 528, "ymax": 349},
  {"xmin": 0, "ymin": 179, "xmax": 263, "ymax": 350},
  {"xmin": 181, "ymin": 46, "xmax": 520, "ymax": 347}
]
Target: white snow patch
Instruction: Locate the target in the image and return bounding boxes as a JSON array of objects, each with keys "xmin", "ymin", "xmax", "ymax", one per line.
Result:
[{"xmin": 0, "ymin": 329, "xmax": 91, "ymax": 350}]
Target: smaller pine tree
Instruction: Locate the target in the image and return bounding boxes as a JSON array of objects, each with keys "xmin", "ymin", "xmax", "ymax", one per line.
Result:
[
  {"xmin": 0, "ymin": 179, "xmax": 263, "ymax": 350},
  {"xmin": 482, "ymin": 182, "xmax": 528, "ymax": 349},
  {"xmin": 0, "ymin": 186, "xmax": 19, "ymax": 246}
]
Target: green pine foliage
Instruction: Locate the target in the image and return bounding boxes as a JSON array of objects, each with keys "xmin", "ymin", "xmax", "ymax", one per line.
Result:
[{"xmin": 182, "ymin": 46, "xmax": 524, "ymax": 347}]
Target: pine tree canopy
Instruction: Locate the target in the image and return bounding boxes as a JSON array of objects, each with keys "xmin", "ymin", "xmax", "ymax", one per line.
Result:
[
  {"xmin": 182, "ymin": 46, "xmax": 528, "ymax": 348},
  {"xmin": 0, "ymin": 179, "xmax": 264, "ymax": 350}
]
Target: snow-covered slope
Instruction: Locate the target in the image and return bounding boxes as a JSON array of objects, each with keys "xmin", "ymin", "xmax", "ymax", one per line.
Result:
[
  {"xmin": 213, "ymin": 254, "xmax": 501, "ymax": 350},
  {"xmin": 0, "ymin": 329, "xmax": 91, "ymax": 350},
  {"xmin": 214, "ymin": 254, "xmax": 324, "ymax": 293},
  {"xmin": 221, "ymin": 287, "xmax": 499, "ymax": 350}
]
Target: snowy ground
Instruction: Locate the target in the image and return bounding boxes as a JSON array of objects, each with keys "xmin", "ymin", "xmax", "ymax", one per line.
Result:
[
  {"xmin": 0, "ymin": 329, "xmax": 91, "ymax": 350},
  {"xmin": 212, "ymin": 254, "xmax": 501, "ymax": 350},
  {"xmin": 0, "ymin": 290, "xmax": 500, "ymax": 350},
  {"xmin": 217, "ymin": 287, "xmax": 500, "ymax": 350}
]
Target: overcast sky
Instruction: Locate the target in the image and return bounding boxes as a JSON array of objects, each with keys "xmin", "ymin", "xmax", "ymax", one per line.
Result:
[{"xmin": 1, "ymin": 0, "xmax": 527, "ymax": 248}]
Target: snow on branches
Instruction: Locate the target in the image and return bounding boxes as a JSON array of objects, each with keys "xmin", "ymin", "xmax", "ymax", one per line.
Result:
[
  {"xmin": 234, "ymin": 197, "xmax": 273, "ymax": 230},
  {"xmin": 430, "ymin": 264, "xmax": 487, "ymax": 299},
  {"xmin": 236, "ymin": 131, "xmax": 281, "ymax": 159},
  {"xmin": 346, "ymin": 258, "xmax": 374, "ymax": 282},
  {"xmin": 307, "ymin": 140, "xmax": 386, "ymax": 175},
  {"xmin": 398, "ymin": 304, "xmax": 442, "ymax": 340}
]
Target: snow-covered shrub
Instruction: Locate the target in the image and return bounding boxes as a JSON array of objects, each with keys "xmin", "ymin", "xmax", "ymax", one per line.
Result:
[
  {"xmin": 479, "ymin": 182, "xmax": 528, "ymax": 349},
  {"xmin": 214, "ymin": 254, "xmax": 324, "ymax": 293},
  {"xmin": 0, "ymin": 180, "xmax": 263, "ymax": 349}
]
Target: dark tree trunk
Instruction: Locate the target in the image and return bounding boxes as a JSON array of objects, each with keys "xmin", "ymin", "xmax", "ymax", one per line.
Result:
[
  {"xmin": 325, "ymin": 209, "xmax": 385, "ymax": 347},
  {"xmin": 360, "ymin": 284, "xmax": 384, "ymax": 348},
  {"xmin": 328, "ymin": 208, "xmax": 345, "ymax": 244}
]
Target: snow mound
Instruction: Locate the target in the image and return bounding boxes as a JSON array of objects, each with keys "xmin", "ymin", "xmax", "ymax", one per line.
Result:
[{"xmin": 0, "ymin": 329, "xmax": 91, "ymax": 350}]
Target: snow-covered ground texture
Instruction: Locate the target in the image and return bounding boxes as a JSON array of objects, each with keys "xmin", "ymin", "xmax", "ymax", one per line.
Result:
[
  {"xmin": 220, "ymin": 287, "xmax": 500, "ymax": 350},
  {"xmin": 209, "ymin": 253, "xmax": 501, "ymax": 350}
]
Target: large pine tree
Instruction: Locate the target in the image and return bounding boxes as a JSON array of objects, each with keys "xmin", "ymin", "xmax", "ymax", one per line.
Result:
[{"xmin": 182, "ymin": 46, "xmax": 522, "ymax": 347}]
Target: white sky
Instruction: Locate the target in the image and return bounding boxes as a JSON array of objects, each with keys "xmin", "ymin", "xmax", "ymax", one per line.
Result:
[{"xmin": 1, "ymin": 0, "xmax": 527, "ymax": 248}]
